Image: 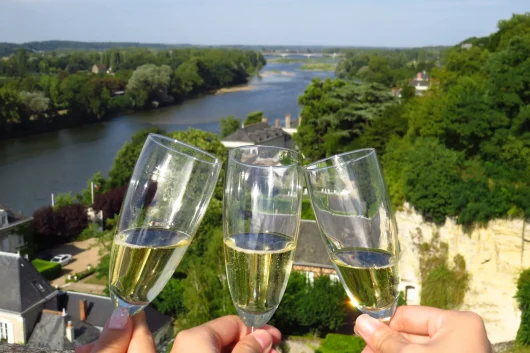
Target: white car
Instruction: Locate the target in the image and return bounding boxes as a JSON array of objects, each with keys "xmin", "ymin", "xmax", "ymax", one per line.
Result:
[{"xmin": 50, "ymin": 254, "xmax": 73, "ymax": 266}]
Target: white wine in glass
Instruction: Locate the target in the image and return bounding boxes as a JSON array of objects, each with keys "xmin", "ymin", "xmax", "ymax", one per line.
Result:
[
  {"xmin": 109, "ymin": 134, "xmax": 222, "ymax": 315},
  {"xmin": 304, "ymin": 149, "xmax": 401, "ymax": 321},
  {"xmin": 223, "ymin": 146, "xmax": 303, "ymax": 329}
]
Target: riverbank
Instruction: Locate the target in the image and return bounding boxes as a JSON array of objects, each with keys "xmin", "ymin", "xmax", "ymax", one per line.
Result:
[
  {"xmin": 0, "ymin": 82, "xmax": 256, "ymax": 141},
  {"xmin": 214, "ymin": 84, "xmax": 256, "ymax": 95}
]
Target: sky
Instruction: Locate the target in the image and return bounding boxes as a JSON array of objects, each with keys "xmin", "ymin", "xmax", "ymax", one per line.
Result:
[{"xmin": 0, "ymin": 0, "xmax": 528, "ymax": 47}]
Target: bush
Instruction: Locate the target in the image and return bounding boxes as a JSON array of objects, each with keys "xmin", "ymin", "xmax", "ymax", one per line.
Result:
[
  {"xmin": 516, "ymin": 268, "xmax": 530, "ymax": 346},
  {"xmin": 301, "ymin": 198, "xmax": 315, "ymax": 220},
  {"xmin": 55, "ymin": 204, "xmax": 88, "ymax": 238},
  {"xmin": 31, "ymin": 259, "xmax": 62, "ymax": 280},
  {"xmin": 315, "ymin": 334, "xmax": 366, "ymax": 353},
  {"xmin": 93, "ymin": 185, "xmax": 127, "ymax": 221},
  {"xmin": 65, "ymin": 266, "xmax": 96, "ymax": 283}
]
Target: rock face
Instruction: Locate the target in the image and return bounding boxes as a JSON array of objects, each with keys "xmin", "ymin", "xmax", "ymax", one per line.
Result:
[{"xmin": 396, "ymin": 204, "xmax": 527, "ymax": 344}]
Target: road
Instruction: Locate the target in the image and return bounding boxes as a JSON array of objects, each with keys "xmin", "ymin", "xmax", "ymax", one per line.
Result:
[{"xmin": 48, "ymin": 238, "xmax": 101, "ymax": 287}]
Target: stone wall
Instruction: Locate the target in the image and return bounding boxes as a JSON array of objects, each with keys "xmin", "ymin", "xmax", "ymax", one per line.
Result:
[{"xmin": 396, "ymin": 203, "xmax": 528, "ymax": 344}]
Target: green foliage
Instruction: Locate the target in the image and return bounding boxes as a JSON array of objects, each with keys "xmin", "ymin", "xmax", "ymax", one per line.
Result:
[
  {"xmin": 418, "ymin": 233, "xmax": 470, "ymax": 309},
  {"xmin": 301, "ymin": 198, "xmax": 316, "ymax": 220},
  {"xmin": 244, "ymin": 111, "xmax": 264, "ymax": 126},
  {"xmin": 31, "ymin": 259, "xmax": 62, "ymax": 280},
  {"xmin": 76, "ymin": 223, "xmax": 103, "ymax": 241},
  {"xmin": 107, "ymin": 127, "xmax": 167, "ymax": 188},
  {"xmin": 315, "ymin": 334, "xmax": 366, "ymax": 353},
  {"xmin": 294, "ymin": 78, "xmax": 397, "ymax": 161},
  {"xmin": 53, "ymin": 193, "xmax": 77, "ymax": 210},
  {"xmin": 127, "ymin": 64, "xmax": 172, "ymax": 107},
  {"xmin": 219, "ymin": 116, "xmax": 240, "ymax": 138},
  {"xmin": 271, "ymin": 272, "xmax": 347, "ymax": 335},
  {"xmin": 516, "ymin": 268, "xmax": 530, "ymax": 346},
  {"xmin": 397, "ymin": 291, "xmax": 407, "ymax": 306},
  {"xmin": 65, "ymin": 266, "xmax": 96, "ymax": 283}
]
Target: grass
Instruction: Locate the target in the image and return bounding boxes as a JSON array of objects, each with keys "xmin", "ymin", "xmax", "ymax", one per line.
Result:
[
  {"xmin": 84, "ymin": 274, "xmax": 108, "ymax": 285},
  {"xmin": 509, "ymin": 348, "xmax": 530, "ymax": 353},
  {"xmin": 299, "ymin": 63, "xmax": 337, "ymax": 72},
  {"xmin": 301, "ymin": 197, "xmax": 316, "ymax": 220}
]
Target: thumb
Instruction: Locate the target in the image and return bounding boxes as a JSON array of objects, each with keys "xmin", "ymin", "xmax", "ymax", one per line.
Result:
[
  {"xmin": 90, "ymin": 308, "xmax": 133, "ymax": 353},
  {"xmin": 355, "ymin": 314, "xmax": 408, "ymax": 353},
  {"xmin": 232, "ymin": 329, "xmax": 273, "ymax": 353}
]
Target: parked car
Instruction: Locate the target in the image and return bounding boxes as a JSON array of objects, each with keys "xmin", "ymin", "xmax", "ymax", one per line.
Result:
[{"xmin": 50, "ymin": 254, "xmax": 73, "ymax": 266}]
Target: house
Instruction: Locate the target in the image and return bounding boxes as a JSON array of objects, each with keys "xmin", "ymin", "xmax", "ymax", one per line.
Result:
[
  {"xmin": 91, "ymin": 64, "xmax": 107, "ymax": 74},
  {"xmin": 461, "ymin": 43, "xmax": 473, "ymax": 50},
  {"xmin": 408, "ymin": 71, "xmax": 430, "ymax": 96},
  {"xmin": 221, "ymin": 119, "xmax": 294, "ymax": 149},
  {"xmin": 293, "ymin": 220, "xmax": 338, "ymax": 284},
  {"xmin": 391, "ymin": 87, "xmax": 402, "ymax": 98},
  {"xmin": 0, "ymin": 252, "xmax": 173, "ymax": 350},
  {"xmin": 0, "ymin": 204, "xmax": 31, "ymax": 254}
]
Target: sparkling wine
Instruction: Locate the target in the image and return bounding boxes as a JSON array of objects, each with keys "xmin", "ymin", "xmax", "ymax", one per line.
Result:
[
  {"xmin": 109, "ymin": 228, "xmax": 191, "ymax": 305},
  {"xmin": 331, "ymin": 248, "xmax": 399, "ymax": 316},
  {"xmin": 224, "ymin": 232, "xmax": 295, "ymax": 328}
]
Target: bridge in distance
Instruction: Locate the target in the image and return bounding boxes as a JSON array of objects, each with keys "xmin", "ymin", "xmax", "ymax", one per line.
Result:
[{"xmin": 261, "ymin": 51, "xmax": 345, "ymax": 58}]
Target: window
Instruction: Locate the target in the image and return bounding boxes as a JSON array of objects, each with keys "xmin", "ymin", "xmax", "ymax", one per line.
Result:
[
  {"xmin": 0, "ymin": 320, "xmax": 13, "ymax": 343},
  {"xmin": 305, "ymin": 271, "xmax": 314, "ymax": 285}
]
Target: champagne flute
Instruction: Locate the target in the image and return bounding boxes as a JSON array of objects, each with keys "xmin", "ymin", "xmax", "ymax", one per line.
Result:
[
  {"xmin": 223, "ymin": 145, "xmax": 303, "ymax": 330},
  {"xmin": 304, "ymin": 149, "xmax": 400, "ymax": 322},
  {"xmin": 109, "ymin": 134, "xmax": 222, "ymax": 315}
]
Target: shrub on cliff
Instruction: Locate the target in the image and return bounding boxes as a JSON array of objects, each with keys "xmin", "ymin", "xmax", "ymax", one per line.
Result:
[{"xmin": 516, "ymin": 269, "xmax": 530, "ymax": 346}]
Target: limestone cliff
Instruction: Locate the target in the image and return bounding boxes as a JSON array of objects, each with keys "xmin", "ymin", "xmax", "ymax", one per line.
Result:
[{"xmin": 396, "ymin": 204, "xmax": 526, "ymax": 344}]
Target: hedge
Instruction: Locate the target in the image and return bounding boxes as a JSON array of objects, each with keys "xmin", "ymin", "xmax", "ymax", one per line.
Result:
[
  {"xmin": 65, "ymin": 266, "xmax": 96, "ymax": 283},
  {"xmin": 315, "ymin": 334, "xmax": 366, "ymax": 353},
  {"xmin": 31, "ymin": 259, "xmax": 62, "ymax": 280}
]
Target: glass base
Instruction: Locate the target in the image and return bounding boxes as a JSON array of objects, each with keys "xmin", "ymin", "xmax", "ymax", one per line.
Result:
[
  {"xmin": 357, "ymin": 298, "xmax": 398, "ymax": 323},
  {"xmin": 236, "ymin": 307, "xmax": 277, "ymax": 329},
  {"xmin": 110, "ymin": 290, "xmax": 147, "ymax": 316}
]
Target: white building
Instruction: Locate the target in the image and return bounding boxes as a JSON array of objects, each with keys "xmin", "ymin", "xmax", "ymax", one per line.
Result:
[{"xmin": 0, "ymin": 206, "xmax": 31, "ymax": 254}]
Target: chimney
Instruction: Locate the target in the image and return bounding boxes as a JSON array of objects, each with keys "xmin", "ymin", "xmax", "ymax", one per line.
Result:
[
  {"xmin": 261, "ymin": 117, "xmax": 268, "ymax": 124},
  {"xmin": 285, "ymin": 114, "xmax": 291, "ymax": 128},
  {"xmin": 65, "ymin": 321, "xmax": 74, "ymax": 342},
  {"xmin": 275, "ymin": 119, "xmax": 280, "ymax": 128},
  {"xmin": 80, "ymin": 300, "xmax": 86, "ymax": 321}
]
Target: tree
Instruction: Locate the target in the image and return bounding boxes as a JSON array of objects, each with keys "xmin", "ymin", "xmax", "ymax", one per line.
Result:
[
  {"xmin": 93, "ymin": 185, "xmax": 128, "ymax": 221},
  {"xmin": 127, "ymin": 64, "xmax": 172, "ymax": 107},
  {"xmin": 55, "ymin": 204, "xmax": 88, "ymax": 239},
  {"xmin": 294, "ymin": 78, "xmax": 397, "ymax": 161},
  {"xmin": 107, "ymin": 127, "xmax": 167, "ymax": 188},
  {"xmin": 244, "ymin": 111, "xmax": 264, "ymax": 126},
  {"xmin": 33, "ymin": 206, "xmax": 56, "ymax": 239},
  {"xmin": 219, "ymin": 116, "xmax": 240, "ymax": 138},
  {"xmin": 0, "ymin": 86, "xmax": 23, "ymax": 127},
  {"xmin": 19, "ymin": 91, "xmax": 50, "ymax": 119}
]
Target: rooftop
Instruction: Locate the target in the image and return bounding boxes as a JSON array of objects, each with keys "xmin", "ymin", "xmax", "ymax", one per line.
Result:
[
  {"xmin": 222, "ymin": 122, "xmax": 286, "ymax": 144},
  {"xmin": 294, "ymin": 221, "xmax": 332, "ymax": 268},
  {"xmin": 0, "ymin": 252, "xmax": 57, "ymax": 313}
]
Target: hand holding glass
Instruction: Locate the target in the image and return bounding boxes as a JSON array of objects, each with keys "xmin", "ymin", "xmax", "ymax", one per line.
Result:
[
  {"xmin": 223, "ymin": 146, "xmax": 303, "ymax": 329},
  {"xmin": 304, "ymin": 149, "xmax": 400, "ymax": 321},
  {"xmin": 109, "ymin": 134, "xmax": 222, "ymax": 315}
]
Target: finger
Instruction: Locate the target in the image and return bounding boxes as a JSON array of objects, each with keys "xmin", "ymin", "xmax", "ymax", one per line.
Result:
[
  {"xmin": 355, "ymin": 314, "xmax": 409, "ymax": 353},
  {"xmin": 127, "ymin": 311, "xmax": 156, "ymax": 353},
  {"xmin": 90, "ymin": 308, "xmax": 133, "ymax": 353},
  {"xmin": 75, "ymin": 343, "xmax": 94, "ymax": 353},
  {"xmin": 195, "ymin": 315, "xmax": 281, "ymax": 346},
  {"xmin": 232, "ymin": 329, "xmax": 273, "ymax": 353},
  {"xmin": 361, "ymin": 347, "xmax": 375, "ymax": 353},
  {"xmin": 399, "ymin": 332, "xmax": 431, "ymax": 344},
  {"xmin": 389, "ymin": 306, "xmax": 447, "ymax": 336}
]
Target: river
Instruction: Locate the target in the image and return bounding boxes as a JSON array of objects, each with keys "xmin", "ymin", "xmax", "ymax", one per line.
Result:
[{"xmin": 0, "ymin": 58, "xmax": 334, "ymax": 215}]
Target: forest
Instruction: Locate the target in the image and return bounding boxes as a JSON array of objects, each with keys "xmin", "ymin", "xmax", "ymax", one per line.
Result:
[
  {"xmin": 295, "ymin": 13, "xmax": 530, "ymax": 226},
  {"xmin": 0, "ymin": 47, "xmax": 265, "ymax": 137}
]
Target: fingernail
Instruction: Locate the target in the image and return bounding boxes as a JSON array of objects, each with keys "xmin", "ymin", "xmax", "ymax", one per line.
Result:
[
  {"xmin": 355, "ymin": 314, "xmax": 379, "ymax": 339},
  {"xmin": 253, "ymin": 329, "xmax": 272, "ymax": 351},
  {"xmin": 109, "ymin": 307, "xmax": 129, "ymax": 329}
]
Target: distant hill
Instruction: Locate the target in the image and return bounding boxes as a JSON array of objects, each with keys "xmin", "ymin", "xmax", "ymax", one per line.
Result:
[
  {"xmin": 0, "ymin": 40, "xmax": 450, "ymax": 56},
  {"xmin": 0, "ymin": 40, "xmax": 196, "ymax": 55}
]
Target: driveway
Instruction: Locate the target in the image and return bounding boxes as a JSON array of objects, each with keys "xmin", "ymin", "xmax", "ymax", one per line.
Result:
[{"xmin": 48, "ymin": 238, "xmax": 102, "ymax": 286}]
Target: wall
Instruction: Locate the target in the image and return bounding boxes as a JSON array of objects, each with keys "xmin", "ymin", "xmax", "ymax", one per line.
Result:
[
  {"xmin": 396, "ymin": 203, "xmax": 527, "ymax": 344},
  {"xmin": 0, "ymin": 311, "xmax": 25, "ymax": 344}
]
